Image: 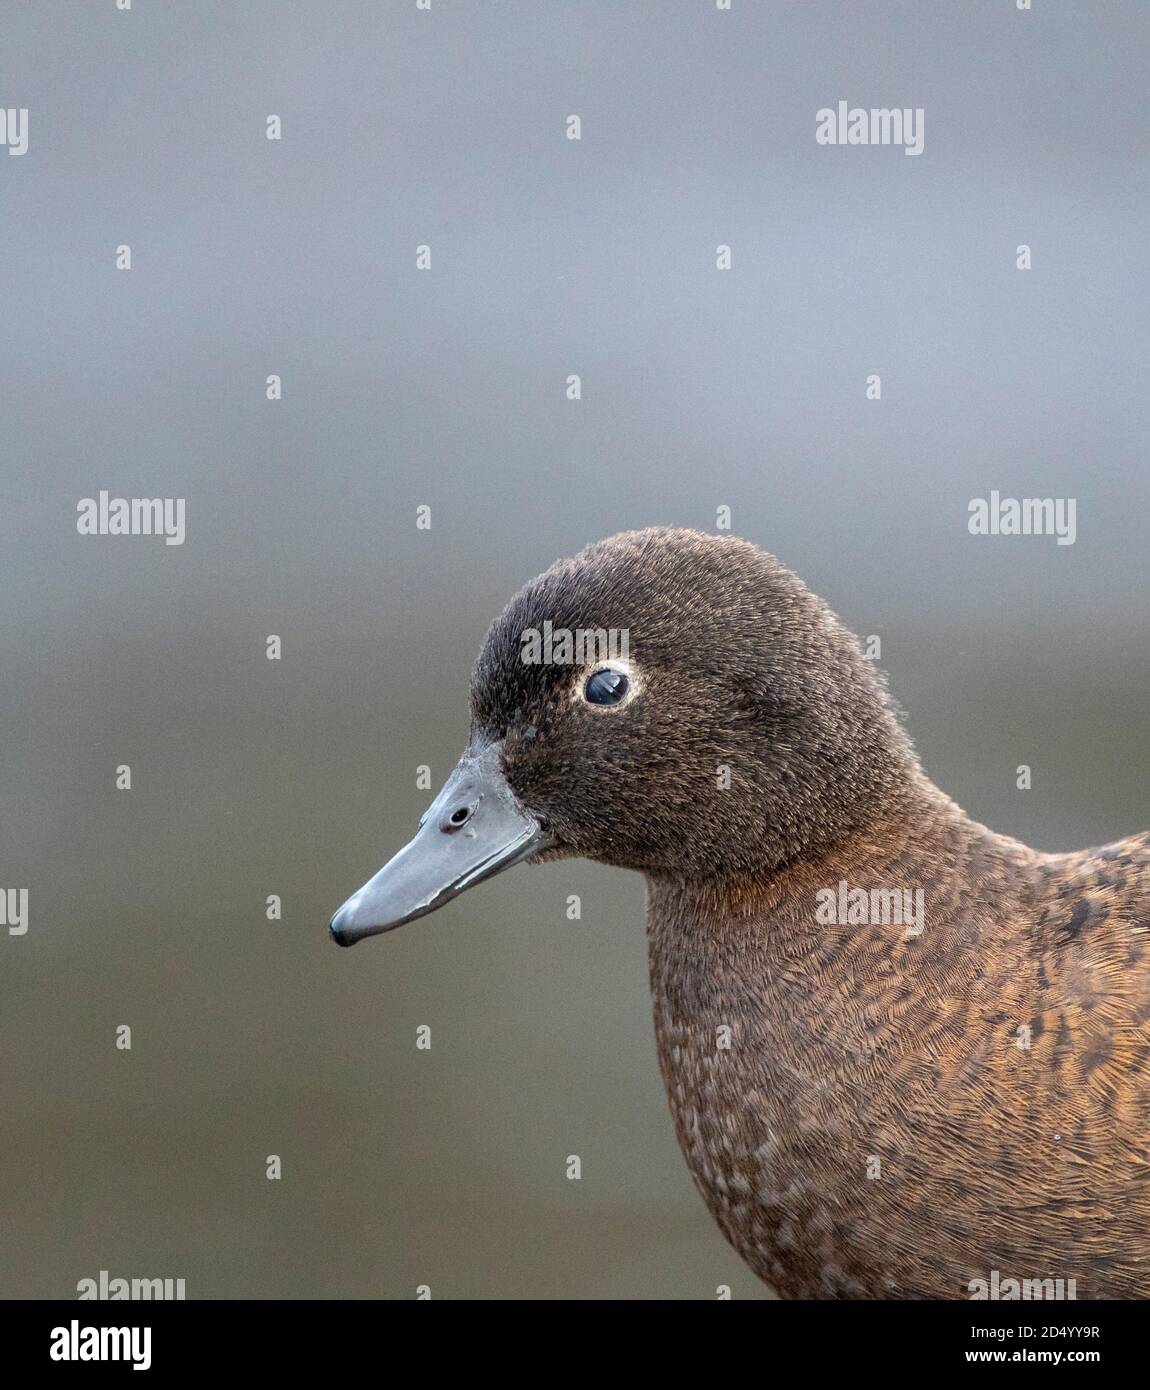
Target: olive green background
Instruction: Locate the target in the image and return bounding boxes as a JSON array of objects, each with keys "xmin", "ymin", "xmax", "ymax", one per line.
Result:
[{"xmin": 2, "ymin": 1, "xmax": 1148, "ymax": 1298}]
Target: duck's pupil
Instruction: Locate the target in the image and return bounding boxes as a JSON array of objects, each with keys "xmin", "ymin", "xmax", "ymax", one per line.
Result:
[{"xmin": 585, "ymin": 669, "xmax": 628, "ymax": 705}]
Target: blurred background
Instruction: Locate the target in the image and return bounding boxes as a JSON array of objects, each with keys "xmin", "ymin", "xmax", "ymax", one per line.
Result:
[{"xmin": 2, "ymin": 1, "xmax": 1148, "ymax": 1299}]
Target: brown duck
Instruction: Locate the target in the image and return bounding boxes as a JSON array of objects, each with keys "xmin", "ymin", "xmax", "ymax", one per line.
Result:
[{"xmin": 331, "ymin": 528, "xmax": 1150, "ymax": 1299}]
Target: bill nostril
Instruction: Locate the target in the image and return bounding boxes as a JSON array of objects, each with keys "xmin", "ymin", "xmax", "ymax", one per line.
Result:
[{"xmin": 444, "ymin": 803, "xmax": 476, "ymax": 831}]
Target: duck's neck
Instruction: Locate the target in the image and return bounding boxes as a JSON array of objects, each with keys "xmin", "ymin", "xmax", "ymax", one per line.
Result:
[
  {"xmin": 643, "ymin": 775, "xmax": 1042, "ymax": 1296},
  {"xmin": 644, "ymin": 772, "xmax": 1036, "ymax": 1094}
]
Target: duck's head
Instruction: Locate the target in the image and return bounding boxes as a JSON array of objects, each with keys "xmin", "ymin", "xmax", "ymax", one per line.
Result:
[{"xmin": 330, "ymin": 527, "xmax": 915, "ymax": 946}]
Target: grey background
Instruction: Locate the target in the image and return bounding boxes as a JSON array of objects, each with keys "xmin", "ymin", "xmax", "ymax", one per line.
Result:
[{"xmin": 2, "ymin": 0, "xmax": 1148, "ymax": 1299}]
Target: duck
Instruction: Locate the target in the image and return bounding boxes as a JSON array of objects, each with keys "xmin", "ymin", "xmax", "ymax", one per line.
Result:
[{"xmin": 330, "ymin": 527, "xmax": 1150, "ymax": 1300}]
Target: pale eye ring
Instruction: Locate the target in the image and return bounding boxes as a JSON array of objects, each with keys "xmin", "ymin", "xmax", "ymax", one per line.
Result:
[{"xmin": 581, "ymin": 664, "xmax": 632, "ymax": 708}]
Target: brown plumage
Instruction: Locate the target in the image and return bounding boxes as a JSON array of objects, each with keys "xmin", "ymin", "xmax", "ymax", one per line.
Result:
[{"xmin": 338, "ymin": 527, "xmax": 1150, "ymax": 1298}]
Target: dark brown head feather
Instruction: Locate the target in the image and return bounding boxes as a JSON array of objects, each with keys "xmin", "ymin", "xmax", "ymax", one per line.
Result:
[{"xmin": 471, "ymin": 527, "xmax": 917, "ymax": 877}]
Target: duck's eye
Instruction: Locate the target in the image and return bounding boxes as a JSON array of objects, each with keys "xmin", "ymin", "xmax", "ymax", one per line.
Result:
[{"xmin": 583, "ymin": 667, "xmax": 630, "ymax": 707}]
